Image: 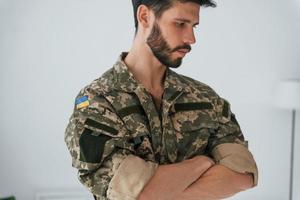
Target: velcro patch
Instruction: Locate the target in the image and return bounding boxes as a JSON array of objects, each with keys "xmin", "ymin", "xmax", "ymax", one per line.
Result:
[
  {"xmin": 84, "ymin": 118, "xmax": 118, "ymax": 135},
  {"xmin": 118, "ymin": 105, "xmax": 146, "ymax": 118},
  {"xmin": 222, "ymin": 100, "xmax": 230, "ymax": 118},
  {"xmin": 79, "ymin": 128, "xmax": 112, "ymax": 163},
  {"xmin": 173, "ymin": 102, "xmax": 213, "ymax": 112}
]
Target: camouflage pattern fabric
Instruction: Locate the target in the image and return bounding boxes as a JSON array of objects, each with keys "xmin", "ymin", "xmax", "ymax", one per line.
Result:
[{"xmin": 65, "ymin": 52, "xmax": 247, "ymax": 199}]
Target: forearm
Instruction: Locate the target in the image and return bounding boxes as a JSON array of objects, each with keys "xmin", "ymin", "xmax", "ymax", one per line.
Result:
[
  {"xmin": 138, "ymin": 156, "xmax": 214, "ymax": 200},
  {"xmin": 174, "ymin": 164, "xmax": 254, "ymax": 200}
]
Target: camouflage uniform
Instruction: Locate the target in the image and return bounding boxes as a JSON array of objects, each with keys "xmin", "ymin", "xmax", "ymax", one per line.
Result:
[{"xmin": 65, "ymin": 52, "xmax": 257, "ymax": 200}]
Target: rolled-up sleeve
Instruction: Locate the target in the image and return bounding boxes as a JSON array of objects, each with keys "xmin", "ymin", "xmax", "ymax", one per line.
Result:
[
  {"xmin": 212, "ymin": 143, "xmax": 258, "ymax": 186},
  {"xmin": 107, "ymin": 155, "xmax": 158, "ymax": 200},
  {"xmin": 207, "ymin": 97, "xmax": 258, "ymax": 186}
]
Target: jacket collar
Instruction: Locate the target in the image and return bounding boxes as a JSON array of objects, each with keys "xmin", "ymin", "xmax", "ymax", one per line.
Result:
[{"xmin": 111, "ymin": 52, "xmax": 191, "ymax": 94}]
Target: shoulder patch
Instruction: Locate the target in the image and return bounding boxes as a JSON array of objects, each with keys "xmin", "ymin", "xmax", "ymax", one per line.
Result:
[{"xmin": 76, "ymin": 95, "xmax": 90, "ymax": 109}]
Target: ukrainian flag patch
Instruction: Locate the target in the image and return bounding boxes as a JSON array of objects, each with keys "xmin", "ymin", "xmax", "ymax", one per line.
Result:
[{"xmin": 76, "ymin": 95, "xmax": 89, "ymax": 109}]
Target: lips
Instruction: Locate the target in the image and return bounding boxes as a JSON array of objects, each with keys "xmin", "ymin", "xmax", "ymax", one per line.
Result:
[
  {"xmin": 176, "ymin": 48, "xmax": 190, "ymax": 57},
  {"xmin": 177, "ymin": 49, "xmax": 190, "ymax": 53}
]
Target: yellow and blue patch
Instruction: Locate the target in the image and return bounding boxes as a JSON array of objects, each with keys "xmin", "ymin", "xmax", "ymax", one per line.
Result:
[{"xmin": 76, "ymin": 95, "xmax": 89, "ymax": 109}]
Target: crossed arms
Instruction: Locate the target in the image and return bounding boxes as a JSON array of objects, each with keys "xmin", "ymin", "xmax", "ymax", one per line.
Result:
[
  {"xmin": 106, "ymin": 143, "xmax": 257, "ymax": 200},
  {"xmin": 138, "ymin": 155, "xmax": 254, "ymax": 200},
  {"xmin": 138, "ymin": 142, "xmax": 258, "ymax": 200}
]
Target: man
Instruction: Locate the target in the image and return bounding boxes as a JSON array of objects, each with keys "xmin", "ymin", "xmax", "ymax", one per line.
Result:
[{"xmin": 65, "ymin": 0, "xmax": 258, "ymax": 199}]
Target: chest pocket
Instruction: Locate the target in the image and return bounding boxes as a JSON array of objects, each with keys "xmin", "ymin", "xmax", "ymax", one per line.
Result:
[
  {"xmin": 117, "ymin": 104, "xmax": 155, "ymax": 161},
  {"xmin": 170, "ymin": 102, "xmax": 218, "ymax": 161}
]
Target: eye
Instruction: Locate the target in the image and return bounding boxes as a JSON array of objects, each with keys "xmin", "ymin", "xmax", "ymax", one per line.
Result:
[{"xmin": 176, "ymin": 22, "xmax": 186, "ymax": 28}]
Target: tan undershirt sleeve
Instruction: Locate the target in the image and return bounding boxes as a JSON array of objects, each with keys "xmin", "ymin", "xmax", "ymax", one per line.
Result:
[
  {"xmin": 107, "ymin": 155, "xmax": 158, "ymax": 200},
  {"xmin": 211, "ymin": 143, "xmax": 258, "ymax": 187}
]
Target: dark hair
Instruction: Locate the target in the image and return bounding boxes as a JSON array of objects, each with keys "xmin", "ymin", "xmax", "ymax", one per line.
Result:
[{"xmin": 132, "ymin": 0, "xmax": 216, "ymax": 31}]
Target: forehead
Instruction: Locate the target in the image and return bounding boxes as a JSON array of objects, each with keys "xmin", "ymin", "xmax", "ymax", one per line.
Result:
[{"xmin": 159, "ymin": 2, "xmax": 200, "ymax": 23}]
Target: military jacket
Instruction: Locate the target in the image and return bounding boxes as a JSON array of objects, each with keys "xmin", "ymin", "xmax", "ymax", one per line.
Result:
[{"xmin": 65, "ymin": 53, "xmax": 247, "ymax": 199}]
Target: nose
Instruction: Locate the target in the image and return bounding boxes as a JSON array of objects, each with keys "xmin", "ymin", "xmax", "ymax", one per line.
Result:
[{"xmin": 183, "ymin": 28, "xmax": 196, "ymax": 45}]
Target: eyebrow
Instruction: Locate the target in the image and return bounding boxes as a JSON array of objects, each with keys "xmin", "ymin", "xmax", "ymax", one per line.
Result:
[{"xmin": 174, "ymin": 18, "xmax": 199, "ymax": 26}]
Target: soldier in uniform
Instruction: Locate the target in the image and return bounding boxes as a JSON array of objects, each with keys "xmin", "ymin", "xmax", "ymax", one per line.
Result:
[{"xmin": 65, "ymin": 0, "xmax": 258, "ymax": 199}]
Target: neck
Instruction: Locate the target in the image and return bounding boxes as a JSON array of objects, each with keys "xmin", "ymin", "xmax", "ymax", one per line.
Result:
[{"xmin": 124, "ymin": 36, "xmax": 167, "ymax": 93}]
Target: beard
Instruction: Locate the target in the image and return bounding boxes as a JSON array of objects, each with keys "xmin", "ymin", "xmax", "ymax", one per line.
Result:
[{"xmin": 146, "ymin": 21, "xmax": 191, "ymax": 68}]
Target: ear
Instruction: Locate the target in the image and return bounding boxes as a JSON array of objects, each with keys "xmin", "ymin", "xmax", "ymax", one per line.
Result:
[{"xmin": 137, "ymin": 5, "xmax": 151, "ymax": 28}]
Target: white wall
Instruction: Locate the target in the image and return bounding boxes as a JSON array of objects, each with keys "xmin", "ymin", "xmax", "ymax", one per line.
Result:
[{"xmin": 0, "ymin": 0, "xmax": 299, "ymax": 199}]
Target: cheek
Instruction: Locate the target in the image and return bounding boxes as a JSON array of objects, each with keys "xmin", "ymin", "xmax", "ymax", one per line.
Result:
[
  {"xmin": 166, "ymin": 26, "xmax": 179, "ymax": 36},
  {"xmin": 165, "ymin": 28, "xmax": 184, "ymax": 44}
]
